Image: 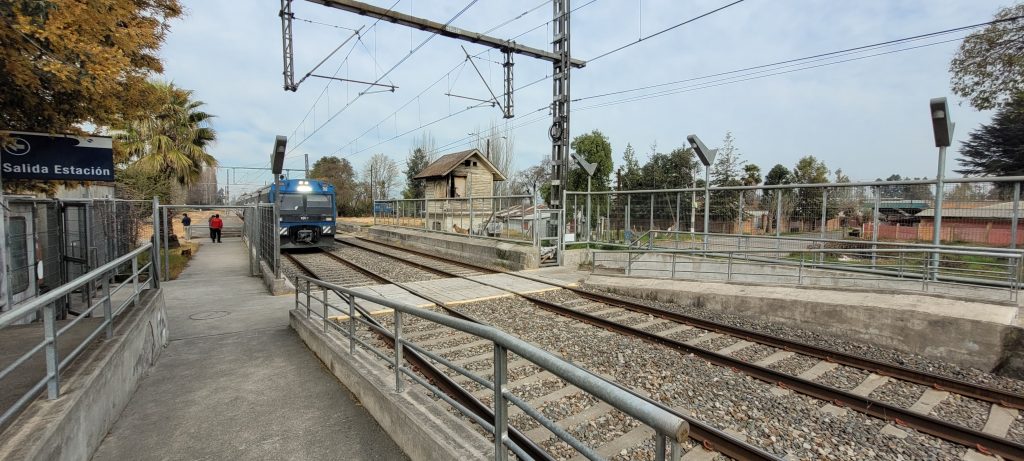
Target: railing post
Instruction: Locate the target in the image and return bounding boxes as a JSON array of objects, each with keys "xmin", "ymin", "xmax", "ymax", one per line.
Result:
[
  {"xmin": 162, "ymin": 206, "xmax": 170, "ymax": 282},
  {"xmin": 872, "ymin": 186, "xmax": 880, "ymax": 270},
  {"xmin": 393, "ymin": 309, "xmax": 404, "ymax": 393},
  {"xmin": 649, "ymin": 193, "xmax": 654, "ymax": 237},
  {"xmin": 775, "ymin": 189, "xmax": 783, "ymax": 238},
  {"xmin": 819, "ymin": 188, "xmax": 828, "ymax": 264},
  {"xmin": 349, "ymin": 294, "xmax": 356, "ymax": 354},
  {"xmin": 150, "ymin": 197, "xmax": 161, "ymax": 289},
  {"xmin": 727, "ymin": 252, "xmax": 733, "ymax": 282},
  {"xmin": 626, "ymin": 195, "xmax": 631, "ymax": 245},
  {"xmin": 798, "ymin": 254, "xmax": 804, "ymax": 285},
  {"xmin": 304, "ymin": 280, "xmax": 311, "ymax": 318},
  {"xmin": 655, "ymin": 434, "xmax": 666, "ymax": 461},
  {"xmin": 102, "ymin": 273, "xmax": 113, "ymax": 338},
  {"xmin": 43, "ymin": 302, "xmax": 59, "ymax": 399},
  {"xmin": 1012, "ymin": 182, "xmax": 1021, "ymax": 249},
  {"xmin": 738, "ymin": 190, "xmax": 744, "ymax": 236},
  {"xmin": 131, "ymin": 256, "xmax": 140, "ymax": 298},
  {"xmin": 670, "ymin": 253, "xmax": 676, "ymax": 279},
  {"xmin": 493, "ymin": 343, "xmax": 509, "ymax": 461},
  {"xmin": 322, "ymin": 286, "xmax": 329, "ymax": 333},
  {"xmin": 274, "ymin": 203, "xmax": 281, "ymax": 278}
]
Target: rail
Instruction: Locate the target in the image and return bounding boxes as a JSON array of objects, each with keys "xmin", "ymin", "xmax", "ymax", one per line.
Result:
[
  {"xmin": 0, "ymin": 242, "xmax": 157, "ymax": 427},
  {"xmin": 294, "ymin": 275, "xmax": 690, "ymax": 461},
  {"xmin": 592, "ymin": 246, "xmax": 1024, "ymax": 302}
]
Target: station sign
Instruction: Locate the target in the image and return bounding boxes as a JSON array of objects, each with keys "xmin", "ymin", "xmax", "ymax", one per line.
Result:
[{"xmin": 1, "ymin": 131, "xmax": 115, "ymax": 181}]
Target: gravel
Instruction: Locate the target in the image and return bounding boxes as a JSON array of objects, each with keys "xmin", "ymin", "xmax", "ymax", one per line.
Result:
[
  {"xmin": 868, "ymin": 380, "xmax": 927, "ymax": 409},
  {"xmin": 696, "ymin": 335, "xmax": 739, "ymax": 353},
  {"xmin": 637, "ymin": 320, "xmax": 679, "ymax": 333},
  {"xmin": 663, "ymin": 327, "xmax": 708, "ymax": 343},
  {"xmin": 586, "ymin": 285, "xmax": 1024, "ymax": 395},
  {"xmin": 508, "ymin": 391, "xmax": 599, "ymax": 433},
  {"xmin": 732, "ymin": 343, "xmax": 778, "ymax": 363},
  {"xmin": 815, "ymin": 365, "xmax": 870, "ymax": 391},
  {"xmin": 767, "ymin": 354, "xmax": 820, "ymax": 376},
  {"xmin": 454, "ymin": 296, "xmax": 969, "ymax": 460},
  {"xmin": 930, "ymin": 394, "xmax": 990, "ymax": 431},
  {"xmin": 328, "ymin": 246, "xmax": 443, "ymax": 282},
  {"xmin": 1007, "ymin": 412, "xmax": 1024, "ymax": 444}
]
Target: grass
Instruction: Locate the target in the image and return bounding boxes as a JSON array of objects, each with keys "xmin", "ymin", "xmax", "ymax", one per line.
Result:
[{"xmin": 139, "ymin": 241, "xmax": 199, "ymax": 280}]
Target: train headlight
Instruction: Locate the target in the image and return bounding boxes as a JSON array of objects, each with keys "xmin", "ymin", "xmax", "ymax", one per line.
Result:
[{"xmin": 296, "ymin": 185, "xmax": 312, "ymax": 192}]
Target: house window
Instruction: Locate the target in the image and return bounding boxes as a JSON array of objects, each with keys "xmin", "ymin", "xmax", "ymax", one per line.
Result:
[{"xmin": 472, "ymin": 161, "xmax": 478, "ymax": 166}]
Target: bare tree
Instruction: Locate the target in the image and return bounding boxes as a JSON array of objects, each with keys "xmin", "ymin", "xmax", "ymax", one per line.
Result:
[
  {"xmin": 364, "ymin": 153, "xmax": 400, "ymax": 200},
  {"xmin": 415, "ymin": 131, "xmax": 438, "ymax": 162},
  {"xmin": 475, "ymin": 120, "xmax": 516, "ymax": 195}
]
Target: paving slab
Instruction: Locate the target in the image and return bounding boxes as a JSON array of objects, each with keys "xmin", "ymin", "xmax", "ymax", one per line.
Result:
[{"xmin": 93, "ymin": 240, "xmax": 407, "ymax": 460}]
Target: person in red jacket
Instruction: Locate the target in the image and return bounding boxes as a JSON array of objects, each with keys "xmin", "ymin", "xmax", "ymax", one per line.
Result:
[{"xmin": 209, "ymin": 214, "xmax": 223, "ymax": 243}]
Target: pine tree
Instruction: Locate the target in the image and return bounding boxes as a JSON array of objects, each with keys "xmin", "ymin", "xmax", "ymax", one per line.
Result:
[
  {"xmin": 403, "ymin": 148, "xmax": 431, "ymax": 199},
  {"xmin": 955, "ymin": 94, "xmax": 1024, "ymax": 194}
]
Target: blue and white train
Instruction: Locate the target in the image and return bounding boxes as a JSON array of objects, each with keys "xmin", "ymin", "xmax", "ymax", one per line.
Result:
[{"xmin": 238, "ymin": 178, "xmax": 337, "ymax": 249}]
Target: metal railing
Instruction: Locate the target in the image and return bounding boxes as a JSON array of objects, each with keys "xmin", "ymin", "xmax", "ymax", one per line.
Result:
[
  {"xmin": 592, "ymin": 246, "xmax": 1024, "ymax": 302},
  {"xmin": 373, "ymin": 195, "xmax": 538, "ymax": 244},
  {"xmin": 567, "ymin": 176, "xmax": 1024, "ymax": 251},
  {"xmin": 294, "ymin": 275, "xmax": 689, "ymax": 460},
  {"xmin": 0, "ymin": 242, "xmax": 157, "ymax": 427}
]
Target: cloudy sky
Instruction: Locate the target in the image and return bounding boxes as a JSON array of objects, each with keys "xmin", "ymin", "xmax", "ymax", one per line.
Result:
[{"xmin": 158, "ymin": 0, "xmax": 1008, "ymax": 197}]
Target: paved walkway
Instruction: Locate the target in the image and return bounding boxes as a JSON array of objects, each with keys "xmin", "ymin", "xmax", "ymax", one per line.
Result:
[{"xmin": 92, "ymin": 238, "xmax": 406, "ymax": 460}]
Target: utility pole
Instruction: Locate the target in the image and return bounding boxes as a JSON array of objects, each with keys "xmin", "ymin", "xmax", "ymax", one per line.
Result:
[
  {"xmin": 305, "ymin": 154, "xmax": 310, "ymax": 178},
  {"xmin": 548, "ymin": 0, "xmax": 571, "ymax": 211}
]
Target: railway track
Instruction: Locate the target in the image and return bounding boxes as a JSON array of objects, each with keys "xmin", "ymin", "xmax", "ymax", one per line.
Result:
[
  {"xmin": 329, "ymin": 235, "xmax": 1024, "ymax": 460},
  {"xmin": 284, "ymin": 248, "xmax": 556, "ymax": 461}
]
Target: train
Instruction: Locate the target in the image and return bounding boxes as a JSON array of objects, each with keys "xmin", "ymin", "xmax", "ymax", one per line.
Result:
[{"xmin": 238, "ymin": 178, "xmax": 337, "ymax": 249}]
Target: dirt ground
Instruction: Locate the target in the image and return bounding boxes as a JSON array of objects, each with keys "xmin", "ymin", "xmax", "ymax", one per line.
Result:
[{"xmin": 338, "ymin": 216, "xmax": 374, "ymax": 226}]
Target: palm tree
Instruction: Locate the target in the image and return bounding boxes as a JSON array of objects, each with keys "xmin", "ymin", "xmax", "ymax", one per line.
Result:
[{"xmin": 116, "ymin": 81, "xmax": 217, "ymax": 186}]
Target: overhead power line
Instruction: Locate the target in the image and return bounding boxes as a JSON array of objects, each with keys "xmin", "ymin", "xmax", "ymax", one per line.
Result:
[
  {"xmin": 588, "ymin": 0, "xmax": 747, "ymax": 62},
  {"xmin": 287, "ymin": 0, "xmax": 481, "ymax": 155}
]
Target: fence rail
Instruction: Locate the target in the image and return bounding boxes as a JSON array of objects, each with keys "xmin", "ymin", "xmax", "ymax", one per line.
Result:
[
  {"xmin": 592, "ymin": 246, "xmax": 1023, "ymax": 302},
  {"xmin": 294, "ymin": 275, "xmax": 689, "ymax": 461},
  {"xmin": 373, "ymin": 195, "xmax": 541, "ymax": 244},
  {"xmin": 0, "ymin": 242, "xmax": 157, "ymax": 428}
]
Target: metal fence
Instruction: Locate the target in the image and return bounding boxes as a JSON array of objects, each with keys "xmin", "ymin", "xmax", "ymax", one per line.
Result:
[
  {"xmin": 373, "ymin": 195, "xmax": 539, "ymax": 244},
  {"xmin": 568, "ymin": 176, "xmax": 1024, "ymax": 250},
  {"xmin": 592, "ymin": 244, "xmax": 1024, "ymax": 302},
  {"xmin": 0, "ymin": 242, "xmax": 157, "ymax": 428},
  {"xmin": 294, "ymin": 275, "xmax": 689, "ymax": 460},
  {"xmin": 239, "ymin": 203, "xmax": 280, "ymax": 278}
]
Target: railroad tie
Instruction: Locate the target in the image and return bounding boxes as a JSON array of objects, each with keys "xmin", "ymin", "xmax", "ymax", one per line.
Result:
[
  {"xmin": 716, "ymin": 340, "xmax": 754, "ymax": 356},
  {"xmin": 849, "ymin": 373, "xmax": 890, "ymax": 398},
  {"xmin": 655, "ymin": 324, "xmax": 694, "ymax": 338},
  {"xmin": 524, "ymin": 401, "xmax": 614, "ymax": 443},
  {"xmin": 684, "ymin": 332, "xmax": 722, "ymax": 346},
  {"xmin": 957, "ymin": 404, "xmax": 1020, "ymax": 460},
  {"xmin": 568, "ymin": 425, "xmax": 656, "ymax": 461},
  {"xmin": 471, "ymin": 370, "xmax": 558, "ymax": 401},
  {"xmin": 752, "ymin": 351, "xmax": 794, "ymax": 367}
]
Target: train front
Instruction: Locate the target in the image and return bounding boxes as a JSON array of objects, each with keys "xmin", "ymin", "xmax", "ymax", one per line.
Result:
[{"xmin": 277, "ymin": 179, "xmax": 337, "ymax": 249}]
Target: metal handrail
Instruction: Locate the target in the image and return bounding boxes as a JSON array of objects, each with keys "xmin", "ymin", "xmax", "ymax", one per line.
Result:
[
  {"xmin": 593, "ymin": 246, "xmax": 1023, "ymax": 301},
  {"xmin": 0, "ymin": 242, "xmax": 157, "ymax": 427},
  {"xmin": 294, "ymin": 275, "xmax": 689, "ymax": 460},
  {"xmin": 565, "ymin": 175, "xmax": 1024, "ymax": 195}
]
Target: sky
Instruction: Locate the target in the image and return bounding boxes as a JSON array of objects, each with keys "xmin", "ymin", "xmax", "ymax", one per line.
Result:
[{"xmin": 157, "ymin": 0, "xmax": 1010, "ymax": 198}]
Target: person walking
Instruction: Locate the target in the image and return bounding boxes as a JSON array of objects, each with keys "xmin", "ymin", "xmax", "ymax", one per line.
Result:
[
  {"xmin": 181, "ymin": 213, "xmax": 192, "ymax": 241},
  {"xmin": 210, "ymin": 214, "xmax": 223, "ymax": 243}
]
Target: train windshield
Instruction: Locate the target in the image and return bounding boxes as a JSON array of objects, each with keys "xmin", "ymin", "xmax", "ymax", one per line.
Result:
[
  {"xmin": 280, "ymin": 194, "xmax": 304, "ymax": 211},
  {"xmin": 306, "ymin": 194, "xmax": 333, "ymax": 212}
]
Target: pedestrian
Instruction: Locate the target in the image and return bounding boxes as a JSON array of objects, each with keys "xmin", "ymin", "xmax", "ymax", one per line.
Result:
[
  {"xmin": 210, "ymin": 214, "xmax": 223, "ymax": 243},
  {"xmin": 181, "ymin": 213, "xmax": 192, "ymax": 241}
]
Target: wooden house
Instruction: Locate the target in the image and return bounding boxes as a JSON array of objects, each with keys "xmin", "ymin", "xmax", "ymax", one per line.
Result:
[{"xmin": 414, "ymin": 148, "xmax": 506, "ymax": 233}]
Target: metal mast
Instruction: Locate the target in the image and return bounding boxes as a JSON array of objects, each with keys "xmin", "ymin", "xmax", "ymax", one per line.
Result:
[{"xmin": 548, "ymin": 0, "xmax": 571, "ymax": 208}]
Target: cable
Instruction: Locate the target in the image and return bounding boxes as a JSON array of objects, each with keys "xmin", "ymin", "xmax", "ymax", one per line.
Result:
[
  {"xmin": 588, "ymin": 0, "xmax": 747, "ymax": 62},
  {"xmin": 293, "ymin": 16, "xmax": 360, "ymax": 31},
  {"xmin": 287, "ymin": 0, "xmax": 480, "ymax": 155},
  {"xmin": 577, "ymin": 15, "xmax": 1024, "ymax": 103}
]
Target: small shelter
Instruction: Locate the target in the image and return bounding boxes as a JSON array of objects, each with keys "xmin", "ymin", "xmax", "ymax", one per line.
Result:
[{"xmin": 414, "ymin": 148, "xmax": 506, "ymax": 234}]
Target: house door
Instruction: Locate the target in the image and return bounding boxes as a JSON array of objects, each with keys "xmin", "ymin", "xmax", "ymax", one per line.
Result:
[{"xmin": 453, "ymin": 176, "xmax": 467, "ymax": 197}]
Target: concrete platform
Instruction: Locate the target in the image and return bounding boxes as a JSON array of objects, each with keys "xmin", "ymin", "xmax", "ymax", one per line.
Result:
[
  {"xmin": 366, "ymin": 226, "xmax": 539, "ymax": 270},
  {"xmin": 92, "ymin": 239, "xmax": 407, "ymax": 460}
]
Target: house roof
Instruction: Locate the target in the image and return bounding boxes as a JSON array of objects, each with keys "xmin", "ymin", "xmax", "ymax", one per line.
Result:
[
  {"xmin": 918, "ymin": 201, "xmax": 1016, "ymax": 219},
  {"xmin": 413, "ymin": 148, "xmax": 507, "ymax": 181}
]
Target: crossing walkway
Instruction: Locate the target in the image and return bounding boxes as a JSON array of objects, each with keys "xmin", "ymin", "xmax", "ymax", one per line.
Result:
[{"xmin": 92, "ymin": 238, "xmax": 407, "ymax": 460}]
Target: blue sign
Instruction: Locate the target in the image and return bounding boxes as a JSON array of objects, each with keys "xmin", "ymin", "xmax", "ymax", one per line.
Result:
[{"xmin": 1, "ymin": 131, "xmax": 114, "ymax": 181}]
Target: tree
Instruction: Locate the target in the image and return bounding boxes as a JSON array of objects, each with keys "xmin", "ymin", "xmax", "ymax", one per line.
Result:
[
  {"xmin": 764, "ymin": 164, "xmax": 792, "ymax": 234},
  {"xmin": 402, "ymin": 148, "xmax": 430, "ymax": 199},
  {"xmin": 310, "ymin": 156, "xmax": 359, "ymax": 215},
  {"xmin": 569, "ymin": 130, "xmax": 614, "ymax": 192},
  {"xmin": 1, "ymin": 0, "xmax": 183, "ymax": 133},
  {"xmin": 364, "ymin": 153, "xmax": 400, "ymax": 200},
  {"xmin": 791, "ymin": 156, "xmax": 832, "ymax": 227},
  {"xmin": 955, "ymin": 94, "xmax": 1024, "ymax": 194},
  {"xmin": 742, "ymin": 164, "xmax": 762, "ymax": 187},
  {"xmin": 475, "ymin": 121, "xmax": 516, "ymax": 195},
  {"xmin": 876, "ymin": 174, "xmax": 934, "ymax": 201},
  {"xmin": 509, "ymin": 165, "xmax": 548, "ymax": 196},
  {"xmin": 709, "ymin": 132, "xmax": 745, "ymax": 224},
  {"xmin": 765, "ymin": 164, "xmax": 792, "ymax": 186},
  {"xmin": 115, "ymin": 81, "xmax": 217, "ymax": 189},
  {"xmin": 949, "ymin": 5, "xmax": 1024, "ymax": 110},
  {"xmin": 618, "ymin": 143, "xmax": 642, "ymax": 190}
]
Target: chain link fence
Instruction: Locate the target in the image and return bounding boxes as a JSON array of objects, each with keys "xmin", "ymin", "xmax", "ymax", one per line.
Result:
[
  {"xmin": 569, "ymin": 177, "xmax": 1024, "ymax": 250},
  {"xmin": 373, "ymin": 195, "xmax": 538, "ymax": 243}
]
